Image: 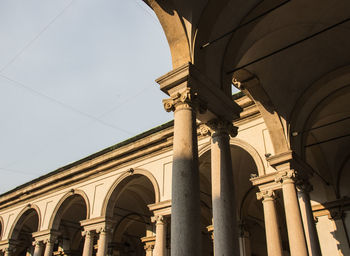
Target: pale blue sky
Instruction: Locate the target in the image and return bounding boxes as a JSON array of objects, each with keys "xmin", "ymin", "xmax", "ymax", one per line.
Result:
[{"xmin": 0, "ymin": 0, "xmax": 173, "ymax": 193}]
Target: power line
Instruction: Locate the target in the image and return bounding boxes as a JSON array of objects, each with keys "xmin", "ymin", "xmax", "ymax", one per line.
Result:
[
  {"xmin": 305, "ymin": 133, "xmax": 350, "ymax": 148},
  {"xmin": 201, "ymin": 0, "xmax": 291, "ymax": 49},
  {"xmin": 226, "ymin": 17, "xmax": 350, "ymax": 74},
  {"xmin": 0, "ymin": 85, "xmax": 152, "ymax": 174},
  {"xmin": 0, "ymin": 0, "xmax": 75, "ymax": 73},
  {"xmin": 0, "ymin": 74, "xmax": 133, "ymax": 135}
]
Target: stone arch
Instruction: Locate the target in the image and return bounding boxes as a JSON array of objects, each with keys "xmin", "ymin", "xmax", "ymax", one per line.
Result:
[
  {"xmin": 101, "ymin": 168, "xmax": 160, "ymax": 218},
  {"xmin": 232, "ymin": 69, "xmax": 290, "ymax": 155},
  {"xmin": 290, "ymin": 65, "xmax": 350, "ymax": 154},
  {"xmin": 198, "ymin": 137, "xmax": 265, "ymax": 175},
  {"xmin": 148, "ymin": 0, "xmax": 192, "ymax": 69},
  {"xmin": 49, "ymin": 189, "xmax": 90, "ymax": 230},
  {"xmin": 198, "ymin": 136, "xmax": 266, "ymax": 255},
  {"xmin": 0, "ymin": 216, "xmax": 4, "ymax": 240},
  {"xmin": 8, "ymin": 204, "xmax": 41, "ymax": 240}
]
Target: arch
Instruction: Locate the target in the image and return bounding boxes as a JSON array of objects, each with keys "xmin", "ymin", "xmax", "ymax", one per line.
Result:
[
  {"xmin": 48, "ymin": 189, "xmax": 90, "ymax": 230},
  {"xmin": 8, "ymin": 204, "xmax": 41, "ymax": 240},
  {"xmin": 198, "ymin": 137, "xmax": 265, "ymax": 175},
  {"xmin": 148, "ymin": 0, "xmax": 192, "ymax": 69},
  {"xmin": 0, "ymin": 215, "xmax": 3, "ymax": 240},
  {"xmin": 101, "ymin": 168, "xmax": 160, "ymax": 218},
  {"xmin": 290, "ymin": 65, "xmax": 350, "ymax": 154}
]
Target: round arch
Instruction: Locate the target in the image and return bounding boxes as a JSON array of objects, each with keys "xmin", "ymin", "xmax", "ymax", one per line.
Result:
[
  {"xmin": 8, "ymin": 204, "xmax": 41, "ymax": 240},
  {"xmin": 101, "ymin": 168, "xmax": 160, "ymax": 218},
  {"xmin": 290, "ymin": 65, "xmax": 350, "ymax": 154},
  {"xmin": 48, "ymin": 189, "xmax": 90, "ymax": 230},
  {"xmin": 198, "ymin": 137, "xmax": 265, "ymax": 175},
  {"xmin": 0, "ymin": 215, "xmax": 4, "ymax": 240}
]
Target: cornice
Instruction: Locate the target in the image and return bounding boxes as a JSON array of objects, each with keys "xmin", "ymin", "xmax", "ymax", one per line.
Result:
[{"xmin": 0, "ymin": 126, "xmax": 174, "ymax": 210}]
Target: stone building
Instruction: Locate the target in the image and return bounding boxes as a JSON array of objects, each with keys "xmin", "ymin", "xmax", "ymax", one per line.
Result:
[{"xmin": 1, "ymin": 1, "xmax": 350, "ymax": 256}]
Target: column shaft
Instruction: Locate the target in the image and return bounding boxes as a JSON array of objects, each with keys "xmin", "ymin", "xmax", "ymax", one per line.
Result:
[
  {"xmin": 154, "ymin": 216, "xmax": 167, "ymax": 256},
  {"xmin": 33, "ymin": 242, "xmax": 44, "ymax": 256},
  {"xmin": 82, "ymin": 231, "xmax": 95, "ymax": 256},
  {"xmin": 298, "ymin": 188, "xmax": 321, "ymax": 256},
  {"xmin": 171, "ymin": 101, "xmax": 201, "ymax": 256},
  {"xmin": 259, "ymin": 191, "xmax": 283, "ymax": 256},
  {"xmin": 43, "ymin": 241, "xmax": 54, "ymax": 256},
  {"xmin": 282, "ymin": 179, "xmax": 308, "ymax": 256},
  {"xmin": 97, "ymin": 229, "xmax": 108, "ymax": 256},
  {"xmin": 211, "ymin": 127, "xmax": 239, "ymax": 256}
]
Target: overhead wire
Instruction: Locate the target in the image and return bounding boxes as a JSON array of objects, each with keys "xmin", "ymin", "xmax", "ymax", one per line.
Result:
[
  {"xmin": 0, "ymin": 0, "xmax": 75, "ymax": 73},
  {"xmin": 201, "ymin": 0, "xmax": 291, "ymax": 49},
  {"xmin": 0, "ymin": 85, "xmax": 152, "ymax": 174},
  {"xmin": 0, "ymin": 74, "xmax": 133, "ymax": 135},
  {"xmin": 226, "ymin": 17, "xmax": 350, "ymax": 74}
]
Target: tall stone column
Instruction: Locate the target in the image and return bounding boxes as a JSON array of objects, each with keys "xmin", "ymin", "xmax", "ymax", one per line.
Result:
[
  {"xmin": 82, "ymin": 231, "xmax": 95, "ymax": 256},
  {"xmin": 33, "ymin": 241, "xmax": 44, "ymax": 256},
  {"xmin": 153, "ymin": 215, "xmax": 167, "ymax": 256},
  {"xmin": 97, "ymin": 228, "xmax": 109, "ymax": 256},
  {"xmin": 163, "ymin": 87, "xmax": 201, "ymax": 256},
  {"xmin": 297, "ymin": 181, "xmax": 321, "ymax": 256},
  {"xmin": 43, "ymin": 237, "xmax": 56, "ymax": 256},
  {"xmin": 257, "ymin": 190, "xmax": 283, "ymax": 256},
  {"xmin": 277, "ymin": 170, "xmax": 308, "ymax": 256},
  {"xmin": 205, "ymin": 120, "xmax": 239, "ymax": 256}
]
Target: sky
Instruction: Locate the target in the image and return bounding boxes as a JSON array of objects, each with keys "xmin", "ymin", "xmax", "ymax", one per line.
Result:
[{"xmin": 0, "ymin": 0, "xmax": 173, "ymax": 194}]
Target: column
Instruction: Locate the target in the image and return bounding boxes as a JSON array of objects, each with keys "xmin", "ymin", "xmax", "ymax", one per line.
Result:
[
  {"xmin": 82, "ymin": 230, "xmax": 95, "ymax": 256},
  {"xmin": 3, "ymin": 246, "xmax": 15, "ymax": 256},
  {"xmin": 144, "ymin": 243, "xmax": 155, "ymax": 256},
  {"xmin": 163, "ymin": 88, "xmax": 201, "ymax": 256},
  {"xmin": 207, "ymin": 119, "xmax": 239, "ymax": 256},
  {"xmin": 257, "ymin": 190, "xmax": 283, "ymax": 256},
  {"xmin": 43, "ymin": 237, "xmax": 56, "ymax": 256},
  {"xmin": 153, "ymin": 215, "xmax": 167, "ymax": 256},
  {"xmin": 277, "ymin": 170, "xmax": 308, "ymax": 256},
  {"xmin": 33, "ymin": 241, "xmax": 44, "ymax": 256},
  {"xmin": 297, "ymin": 181, "xmax": 322, "ymax": 256},
  {"xmin": 97, "ymin": 228, "xmax": 109, "ymax": 256}
]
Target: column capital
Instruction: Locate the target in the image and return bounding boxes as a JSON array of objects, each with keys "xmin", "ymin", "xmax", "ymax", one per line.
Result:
[
  {"xmin": 256, "ymin": 190, "xmax": 276, "ymax": 201},
  {"xmin": 201, "ymin": 119, "xmax": 238, "ymax": 137},
  {"xmin": 163, "ymin": 87, "xmax": 205, "ymax": 112},
  {"xmin": 82, "ymin": 230, "xmax": 96, "ymax": 237},
  {"xmin": 275, "ymin": 169, "xmax": 297, "ymax": 184},
  {"xmin": 32, "ymin": 240, "xmax": 44, "ymax": 247},
  {"xmin": 296, "ymin": 179, "xmax": 313, "ymax": 193},
  {"xmin": 156, "ymin": 63, "xmax": 241, "ymax": 122},
  {"xmin": 151, "ymin": 214, "xmax": 166, "ymax": 224}
]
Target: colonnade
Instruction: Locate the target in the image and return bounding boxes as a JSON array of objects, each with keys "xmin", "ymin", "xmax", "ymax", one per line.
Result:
[
  {"xmin": 157, "ymin": 64, "xmax": 321, "ymax": 256},
  {"xmin": 254, "ymin": 160, "xmax": 322, "ymax": 256}
]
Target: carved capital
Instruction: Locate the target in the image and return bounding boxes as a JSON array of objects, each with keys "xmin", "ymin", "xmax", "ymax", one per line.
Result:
[
  {"xmin": 275, "ymin": 170, "xmax": 297, "ymax": 184},
  {"xmin": 82, "ymin": 230, "xmax": 95, "ymax": 238},
  {"xmin": 162, "ymin": 88, "xmax": 206, "ymax": 113},
  {"xmin": 296, "ymin": 179, "xmax": 313, "ymax": 193},
  {"xmin": 200, "ymin": 118, "xmax": 237, "ymax": 138},
  {"xmin": 33, "ymin": 240, "xmax": 44, "ymax": 247},
  {"xmin": 151, "ymin": 215, "xmax": 166, "ymax": 225},
  {"xmin": 256, "ymin": 190, "xmax": 276, "ymax": 201},
  {"xmin": 144, "ymin": 243, "xmax": 155, "ymax": 251},
  {"xmin": 198, "ymin": 124, "xmax": 211, "ymax": 136},
  {"xmin": 44, "ymin": 236, "xmax": 57, "ymax": 244}
]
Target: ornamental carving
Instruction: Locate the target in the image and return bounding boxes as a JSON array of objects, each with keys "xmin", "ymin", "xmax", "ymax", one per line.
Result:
[
  {"xmin": 256, "ymin": 190, "xmax": 276, "ymax": 201},
  {"xmin": 296, "ymin": 179, "xmax": 313, "ymax": 193},
  {"xmin": 162, "ymin": 88, "xmax": 206, "ymax": 113},
  {"xmin": 274, "ymin": 170, "xmax": 297, "ymax": 184},
  {"xmin": 200, "ymin": 119, "xmax": 238, "ymax": 137}
]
